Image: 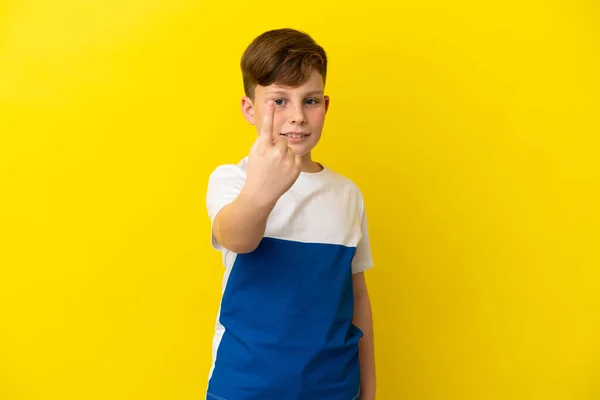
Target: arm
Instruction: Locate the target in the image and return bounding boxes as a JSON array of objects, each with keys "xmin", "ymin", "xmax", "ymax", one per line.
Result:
[
  {"xmin": 353, "ymin": 272, "xmax": 376, "ymax": 400},
  {"xmin": 211, "ymin": 100, "xmax": 301, "ymax": 254},
  {"xmin": 212, "ymin": 188, "xmax": 276, "ymax": 254}
]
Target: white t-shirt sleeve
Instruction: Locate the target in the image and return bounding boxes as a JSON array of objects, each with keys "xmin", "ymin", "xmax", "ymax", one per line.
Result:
[
  {"xmin": 351, "ymin": 200, "xmax": 374, "ymax": 274},
  {"xmin": 206, "ymin": 164, "xmax": 246, "ymax": 251}
]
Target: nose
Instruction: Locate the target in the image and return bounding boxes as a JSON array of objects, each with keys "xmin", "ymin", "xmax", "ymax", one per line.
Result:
[{"xmin": 288, "ymin": 103, "xmax": 307, "ymax": 125}]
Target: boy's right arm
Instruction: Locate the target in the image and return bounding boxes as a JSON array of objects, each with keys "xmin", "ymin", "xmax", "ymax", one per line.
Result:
[
  {"xmin": 212, "ymin": 100, "xmax": 302, "ymax": 254},
  {"xmin": 212, "ymin": 188, "xmax": 276, "ymax": 254}
]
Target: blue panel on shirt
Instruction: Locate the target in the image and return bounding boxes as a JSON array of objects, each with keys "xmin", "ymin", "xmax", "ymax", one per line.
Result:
[{"xmin": 207, "ymin": 237, "xmax": 363, "ymax": 400}]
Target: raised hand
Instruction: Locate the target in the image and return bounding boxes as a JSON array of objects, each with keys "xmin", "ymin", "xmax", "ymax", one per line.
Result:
[{"xmin": 244, "ymin": 100, "xmax": 303, "ymax": 207}]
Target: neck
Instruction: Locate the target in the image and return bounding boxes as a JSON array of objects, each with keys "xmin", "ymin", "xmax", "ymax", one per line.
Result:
[{"xmin": 300, "ymin": 153, "xmax": 323, "ymax": 173}]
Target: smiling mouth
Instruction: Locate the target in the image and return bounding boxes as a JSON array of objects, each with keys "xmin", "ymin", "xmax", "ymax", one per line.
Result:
[{"xmin": 280, "ymin": 133, "xmax": 311, "ymax": 138}]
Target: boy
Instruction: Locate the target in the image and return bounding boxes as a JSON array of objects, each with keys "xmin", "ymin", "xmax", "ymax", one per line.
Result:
[{"xmin": 205, "ymin": 28, "xmax": 375, "ymax": 400}]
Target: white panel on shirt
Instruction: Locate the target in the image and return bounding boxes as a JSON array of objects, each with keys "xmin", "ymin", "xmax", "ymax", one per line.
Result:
[{"xmin": 206, "ymin": 157, "xmax": 374, "ymax": 275}]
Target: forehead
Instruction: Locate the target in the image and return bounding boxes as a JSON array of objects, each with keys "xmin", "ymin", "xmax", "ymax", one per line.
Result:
[{"xmin": 257, "ymin": 69, "xmax": 324, "ymax": 96}]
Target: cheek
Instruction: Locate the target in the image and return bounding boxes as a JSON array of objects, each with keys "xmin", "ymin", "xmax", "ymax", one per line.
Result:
[
  {"xmin": 309, "ymin": 108, "xmax": 326, "ymax": 125},
  {"xmin": 254, "ymin": 110, "xmax": 263, "ymax": 127}
]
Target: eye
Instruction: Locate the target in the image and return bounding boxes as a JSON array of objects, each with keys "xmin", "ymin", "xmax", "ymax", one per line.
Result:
[
  {"xmin": 274, "ymin": 99, "xmax": 286, "ymax": 106},
  {"xmin": 305, "ymin": 98, "xmax": 320, "ymax": 106}
]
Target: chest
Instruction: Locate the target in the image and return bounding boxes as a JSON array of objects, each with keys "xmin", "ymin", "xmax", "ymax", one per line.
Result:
[{"xmin": 264, "ymin": 186, "xmax": 363, "ymax": 247}]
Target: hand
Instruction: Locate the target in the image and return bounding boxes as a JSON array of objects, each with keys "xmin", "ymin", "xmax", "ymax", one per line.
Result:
[{"xmin": 244, "ymin": 100, "xmax": 303, "ymax": 207}]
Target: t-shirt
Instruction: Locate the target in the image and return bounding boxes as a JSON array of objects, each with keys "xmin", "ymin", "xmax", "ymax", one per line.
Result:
[{"xmin": 205, "ymin": 156, "xmax": 374, "ymax": 400}]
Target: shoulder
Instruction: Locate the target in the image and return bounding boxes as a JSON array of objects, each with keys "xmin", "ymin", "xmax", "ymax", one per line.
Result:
[
  {"xmin": 323, "ymin": 166, "xmax": 366, "ymax": 209},
  {"xmin": 208, "ymin": 157, "xmax": 249, "ymax": 181},
  {"xmin": 206, "ymin": 157, "xmax": 248, "ymax": 215}
]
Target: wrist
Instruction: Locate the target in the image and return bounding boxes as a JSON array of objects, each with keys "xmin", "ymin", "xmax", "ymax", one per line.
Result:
[{"xmin": 239, "ymin": 185, "xmax": 277, "ymax": 211}]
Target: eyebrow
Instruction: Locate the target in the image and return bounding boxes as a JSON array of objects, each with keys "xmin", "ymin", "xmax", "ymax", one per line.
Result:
[{"xmin": 266, "ymin": 90, "xmax": 324, "ymax": 96}]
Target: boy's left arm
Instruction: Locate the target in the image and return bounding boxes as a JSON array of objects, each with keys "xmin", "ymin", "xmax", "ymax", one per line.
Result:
[{"xmin": 352, "ymin": 271, "xmax": 376, "ymax": 400}]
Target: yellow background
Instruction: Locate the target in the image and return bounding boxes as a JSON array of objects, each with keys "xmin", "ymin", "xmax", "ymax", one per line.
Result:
[{"xmin": 1, "ymin": 0, "xmax": 599, "ymax": 399}]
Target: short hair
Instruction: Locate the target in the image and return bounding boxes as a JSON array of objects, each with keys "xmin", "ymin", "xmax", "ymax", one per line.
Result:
[{"xmin": 240, "ymin": 28, "xmax": 328, "ymax": 99}]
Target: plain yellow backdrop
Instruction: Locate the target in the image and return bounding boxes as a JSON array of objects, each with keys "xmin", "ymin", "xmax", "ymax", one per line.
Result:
[{"xmin": 1, "ymin": 1, "xmax": 599, "ymax": 399}]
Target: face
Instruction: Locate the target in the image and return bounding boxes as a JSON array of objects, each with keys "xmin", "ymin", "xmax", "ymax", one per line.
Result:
[{"xmin": 241, "ymin": 69, "xmax": 330, "ymax": 160}]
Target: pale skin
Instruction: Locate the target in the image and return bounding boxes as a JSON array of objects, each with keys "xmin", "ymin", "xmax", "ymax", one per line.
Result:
[
  {"xmin": 212, "ymin": 69, "xmax": 375, "ymax": 399},
  {"xmin": 353, "ymin": 271, "xmax": 376, "ymax": 400}
]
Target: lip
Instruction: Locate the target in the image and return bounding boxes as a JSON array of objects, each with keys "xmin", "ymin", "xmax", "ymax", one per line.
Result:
[
  {"xmin": 281, "ymin": 131, "xmax": 310, "ymax": 136},
  {"xmin": 280, "ymin": 131, "xmax": 310, "ymax": 141},
  {"xmin": 280, "ymin": 132, "xmax": 311, "ymax": 143}
]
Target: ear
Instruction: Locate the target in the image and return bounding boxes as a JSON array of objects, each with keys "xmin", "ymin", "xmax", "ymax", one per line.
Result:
[
  {"xmin": 241, "ymin": 96, "xmax": 256, "ymax": 125},
  {"xmin": 324, "ymin": 95, "xmax": 330, "ymax": 114}
]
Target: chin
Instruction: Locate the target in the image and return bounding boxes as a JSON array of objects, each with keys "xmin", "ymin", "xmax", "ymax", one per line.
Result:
[{"xmin": 290, "ymin": 144, "xmax": 315, "ymax": 156}]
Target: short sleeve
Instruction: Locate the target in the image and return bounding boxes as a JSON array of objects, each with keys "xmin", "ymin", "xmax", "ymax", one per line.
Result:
[
  {"xmin": 351, "ymin": 201, "xmax": 374, "ymax": 274},
  {"xmin": 206, "ymin": 164, "xmax": 246, "ymax": 250}
]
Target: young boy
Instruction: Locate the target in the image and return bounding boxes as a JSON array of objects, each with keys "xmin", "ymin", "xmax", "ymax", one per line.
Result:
[{"xmin": 205, "ymin": 28, "xmax": 376, "ymax": 400}]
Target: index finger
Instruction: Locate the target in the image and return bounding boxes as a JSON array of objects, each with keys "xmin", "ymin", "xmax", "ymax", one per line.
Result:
[{"xmin": 258, "ymin": 100, "xmax": 275, "ymax": 146}]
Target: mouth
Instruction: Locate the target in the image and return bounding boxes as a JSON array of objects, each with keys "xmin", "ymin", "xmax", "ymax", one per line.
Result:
[{"xmin": 280, "ymin": 132, "xmax": 311, "ymax": 138}]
